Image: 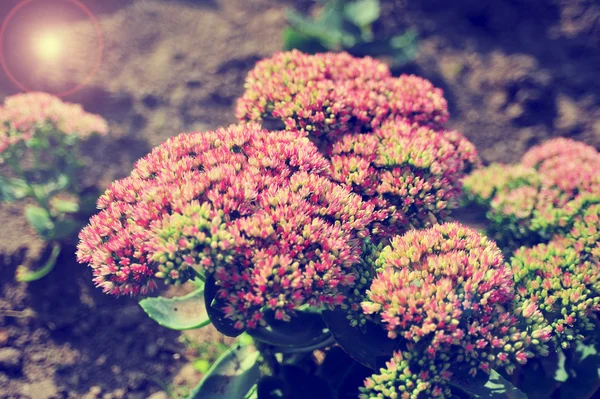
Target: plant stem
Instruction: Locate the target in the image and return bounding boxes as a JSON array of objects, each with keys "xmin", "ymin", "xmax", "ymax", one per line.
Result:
[
  {"xmin": 5, "ymin": 152, "xmax": 51, "ymax": 213},
  {"xmin": 16, "ymin": 242, "xmax": 61, "ymax": 282}
]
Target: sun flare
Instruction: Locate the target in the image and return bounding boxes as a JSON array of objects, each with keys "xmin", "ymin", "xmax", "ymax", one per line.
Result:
[{"xmin": 32, "ymin": 32, "xmax": 62, "ymax": 61}]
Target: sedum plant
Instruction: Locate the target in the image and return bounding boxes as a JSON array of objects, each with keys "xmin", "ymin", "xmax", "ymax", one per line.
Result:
[
  {"xmin": 463, "ymin": 137, "xmax": 600, "ymax": 250},
  {"xmin": 77, "ymin": 51, "xmax": 600, "ymax": 398},
  {"xmin": 0, "ymin": 92, "xmax": 108, "ymax": 281}
]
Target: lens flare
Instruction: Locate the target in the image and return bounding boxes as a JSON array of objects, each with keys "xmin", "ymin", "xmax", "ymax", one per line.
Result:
[
  {"xmin": 32, "ymin": 32, "xmax": 62, "ymax": 61},
  {"xmin": 0, "ymin": 0, "xmax": 103, "ymax": 97}
]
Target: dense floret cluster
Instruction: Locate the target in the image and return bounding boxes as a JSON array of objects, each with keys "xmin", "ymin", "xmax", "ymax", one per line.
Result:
[
  {"xmin": 360, "ymin": 350, "xmax": 451, "ymax": 399},
  {"xmin": 564, "ymin": 203, "xmax": 600, "ymax": 262},
  {"xmin": 330, "ymin": 118, "xmax": 478, "ymax": 238},
  {"xmin": 362, "ymin": 223, "xmax": 542, "ymax": 378},
  {"xmin": 463, "ymin": 138, "xmax": 600, "ymax": 248},
  {"xmin": 238, "ymin": 51, "xmax": 480, "ymax": 239},
  {"xmin": 510, "ymin": 241, "xmax": 600, "ymax": 350},
  {"xmin": 0, "ymin": 92, "xmax": 108, "ymax": 155},
  {"xmin": 77, "ymin": 123, "xmax": 374, "ymax": 328},
  {"xmin": 463, "ymin": 164, "xmax": 541, "ymax": 206},
  {"xmin": 236, "ymin": 50, "xmax": 449, "ymax": 143}
]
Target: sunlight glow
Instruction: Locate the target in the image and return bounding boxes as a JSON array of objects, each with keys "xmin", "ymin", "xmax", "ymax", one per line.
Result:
[{"xmin": 32, "ymin": 32, "xmax": 62, "ymax": 61}]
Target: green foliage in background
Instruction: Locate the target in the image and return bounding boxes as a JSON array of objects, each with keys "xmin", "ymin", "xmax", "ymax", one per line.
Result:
[{"xmin": 283, "ymin": 0, "xmax": 418, "ymax": 65}]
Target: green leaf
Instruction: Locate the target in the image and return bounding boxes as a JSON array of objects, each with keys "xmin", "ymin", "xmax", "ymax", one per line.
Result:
[
  {"xmin": 36, "ymin": 174, "xmax": 70, "ymax": 198},
  {"xmin": 186, "ymin": 341, "xmax": 260, "ymax": 399},
  {"xmin": 0, "ymin": 176, "xmax": 31, "ymax": 202},
  {"xmin": 26, "ymin": 136, "xmax": 49, "ymax": 149},
  {"xmin": 517, "ymin": 356, "xmax": 562, "ymax": 399},
  {"xmin": 322, "ymin": 308, "xmax": 396, "ymax": 369},
  {"xmin": 344, "ymin": 0, "xmax": 380, "ymax": 28},
  {"xmin": 285, "ymin": 9, "xmax": 345, "ymax": 50},
  {"xmin": 25, "ymin": 205, "xmax": 54, "ymax": 237},
  {"xmin": 139, "ymin": 286, "xmax": 210, "ymax": 330},
  {"xmin": 51, "ymin": 198, "xmax": 79, "ymax": 214},
  {"xmin": 558, "ymin": 343, "xmax": 600, "ymax": 398},
  {"xmin": 450, "ymin": 369, "xmax": 528, "ymax": 398},
  {"xmin": 244, "ymin": 384, "xmax": 258, "ymax": 399},
  {"xmin": 204, "ymin": 275, "xmax": 245, "ymax": 337},
  {"xmin": 282, "ymin": 27, "xmax": 328, "ymax": 53},
  {"xmin": 249, "ymin": 310, "xmax": 331, "ymax": 349}
]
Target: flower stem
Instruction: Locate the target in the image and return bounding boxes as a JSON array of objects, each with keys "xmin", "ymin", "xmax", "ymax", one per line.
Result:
[{"xmin": 16, "ymin": 242, "xmax": 61, "ymax": 282}]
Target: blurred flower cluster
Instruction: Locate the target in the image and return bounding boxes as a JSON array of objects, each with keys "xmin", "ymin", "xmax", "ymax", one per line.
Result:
[
  {"xmin": 463, "ymin": 138, "xmax": 600, "ymax": 248},
  {"xmin": 0, "ymin": 92, "xmax": 108, "ymax": 154},
  {"xmin": 0, "ymin": 92, "xmax": 108, "ymax": 281}
]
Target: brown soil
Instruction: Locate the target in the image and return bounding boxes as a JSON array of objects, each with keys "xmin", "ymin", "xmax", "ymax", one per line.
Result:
[{"xmin": 0, "ymin": 0, "xmax": 598, "ymax": 398}]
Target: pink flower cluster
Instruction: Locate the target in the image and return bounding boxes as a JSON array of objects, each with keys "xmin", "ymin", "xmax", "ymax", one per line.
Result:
[
  {"xmin": 362, "ymin": 223, "xmax": 543, "ymax": 377},
  {"xmin": 463, "ymin": 163, "xmax": 541, "ymax": 206},
  {"xmin": 236, "ymin": 50, "xmax": 449, "ymax": 142},
  {"xmin": 463, "ymin": 138, "xmax": 600, "ymax": 247},
  {"xmin": 0, "ymin": 92, "xmax": 108, "ymax": 155},
  {"xmin": 238, "ymin": 51, "xmax": 479, "ymax": 240},
  {"xmin": 329, "ymin": 118, "xmax": 479, "ymax": 238},
  {"xmin": 77, "ymin": 124, "xmax": 373, "ymax": 328}
]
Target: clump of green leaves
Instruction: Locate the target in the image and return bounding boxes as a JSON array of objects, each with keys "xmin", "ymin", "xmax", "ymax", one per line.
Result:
[
  {"xmin": 284, "ymin": 0, "xmax": 418, "ymax": 65},
  {"xmin": 0, "ymin": 92, "xmax": 107, "ymax": 281}
]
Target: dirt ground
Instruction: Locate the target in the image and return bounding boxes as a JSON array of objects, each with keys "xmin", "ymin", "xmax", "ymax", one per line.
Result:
[{"xmin": 0, "ymin": 0, "xmax": 598, "ymax": 398}]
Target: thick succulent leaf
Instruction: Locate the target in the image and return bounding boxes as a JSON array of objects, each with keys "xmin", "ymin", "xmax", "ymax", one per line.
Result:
[
  {"xmin": 249, "ymin": 310, "xmax": 331, "ymax": 349},
  {"xmin": 244, "ymin": 384, "xmax": 258, "ymax": 399},
  {"xmin": 322, "ymin": 308, "xmax": 396, "ymax": 370},
  {"xmin": 0, "ymin": 176, "xmax": 31, "ymax": 202},
  {"xmin": 186, "ymin": 342, "xmax": 260, "ymax": 399},
  {"xmin": 450, "ymin": 369, "xmax": 528, "ymax": 398},
  {"xmin": 139, "ymin": 286, "xmax": 210, "ymax": 330},
  {"xmin": 204, "ymin": 275, "xmax": 245, "ymax": 337},
  {"xmin": 50, "ymin": 197, "xmax": 79, "ymax": 213},
  {"xmin": 344, "ymin": 0, "xmax": 380, "ymax": 28},
  {"xmin": 285, "ymin": 9, "xmax": 349, "ymax": 50},
  {"xmin": 517, "ymin": 357, "xmax": 561, "ymax": 399},
  {"xmin": 24, "ymin": 205, "xmax": 54, "ymax": 238},
  {"xmin": 558, "ymin": 343, "xmax": 600, "ymax": 398}
]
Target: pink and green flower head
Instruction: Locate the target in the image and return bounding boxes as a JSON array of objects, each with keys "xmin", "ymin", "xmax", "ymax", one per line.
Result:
[
  {"xmin": 77, "ymin": 123, "xmax": 374, "ymax": 328},
  {"xmin": 511, "ymin": 241, "xmax": 600, "ymax": 350},
  {"xmin": 329, "ymin": 118, "xmax": 480, "ymax": 239},
  {"xmin": 464, "ymin": 138, "xmax": 600, "ymax": 247},
  {"xmin": 236, "ymin": 50, "xmax": 449, "ymax": 142},
  {"xmin": 463, "ymin": 164, "xmax": 541, "ymax": 206},
  {"xmin": 0, "ymin": 92, "xmax": 108, "ymax": 155},
  {"xmin": 362, "ymin": 223, "xmax": 541, "ymax": 375}
]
